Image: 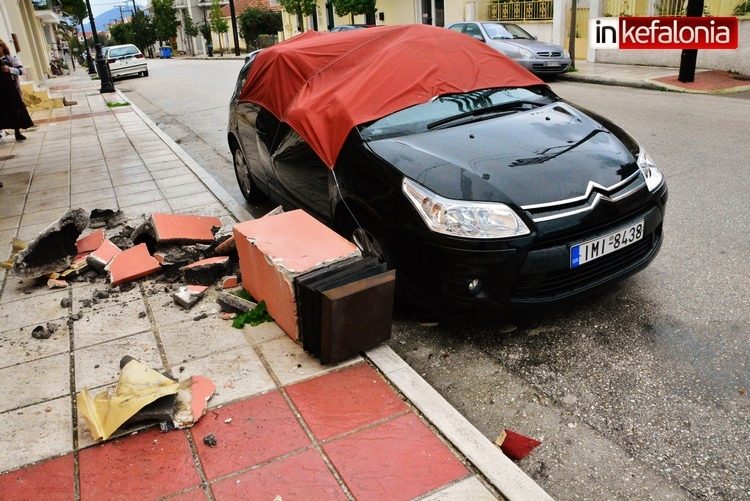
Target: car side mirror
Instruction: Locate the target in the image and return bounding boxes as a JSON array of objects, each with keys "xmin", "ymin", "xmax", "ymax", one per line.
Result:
[{"xmin": 472, "ymin": 35, "xmax": 484, "ymax": 42}]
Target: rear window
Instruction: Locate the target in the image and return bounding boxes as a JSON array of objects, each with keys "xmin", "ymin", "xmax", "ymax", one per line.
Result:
[{"xmin": 109, "ymin": 46, "xmax": 140, "ymax": 58}]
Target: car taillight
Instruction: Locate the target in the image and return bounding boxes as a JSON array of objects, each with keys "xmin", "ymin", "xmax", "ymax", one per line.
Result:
[
  {"xmin": 107, "ymin": 59, "xmax": 115, "ymax": 64},
  {"xmin": 135, "ymin": 54, "xmax": 144, "ymax": 59}
]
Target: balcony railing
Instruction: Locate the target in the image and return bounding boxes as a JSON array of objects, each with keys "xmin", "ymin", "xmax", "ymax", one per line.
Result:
[{"xmin": 477, "ymin": 0, "xmax": 555, "ymax": 21}]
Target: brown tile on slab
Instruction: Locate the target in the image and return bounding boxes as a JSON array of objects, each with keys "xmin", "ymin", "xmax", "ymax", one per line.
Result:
[
  {"xmin": 150, "ymin": 213, "xmax": 222, "ymax": 243},
  {"xmin": 105, "ymin": 243, "xmax": 160, "ymax": 286},
  {"xmin": 233, "ymin": 210, "xmax": 359, "ymax": 340}
]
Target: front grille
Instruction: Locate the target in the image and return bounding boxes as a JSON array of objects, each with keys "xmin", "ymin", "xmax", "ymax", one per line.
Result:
[
  {"xmin": 511, "ymin": 233, "xmax": 656, "ymax": 300},
  {"xmin": 536, "ymin": 51, "xmax": 563, "ymax": 57}
]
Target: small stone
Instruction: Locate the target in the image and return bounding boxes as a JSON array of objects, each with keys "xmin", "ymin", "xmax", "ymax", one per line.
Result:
[
  {"xmin": 138, "ymin": 311, "xmax": 147, "ymax": 318},
  {"xmin": 203, "ymin": 434, "xmax": 217, "ymax": 447},
  {"xmin": 60, "ymin": 297, "xmax": 72, "ymax": 308},
  {"xmin": 32, "ymin": 325, "xmax": 52, "ymax": 340}
]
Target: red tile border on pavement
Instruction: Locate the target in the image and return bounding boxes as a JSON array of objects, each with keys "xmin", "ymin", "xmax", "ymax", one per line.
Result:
[
  {"xmin": 0, "ymin": 454, "xmax": 75, "ymax": 501},
  {"xmin": 654, "ymin": 70, "xmax": 750, "ymax": 91}
]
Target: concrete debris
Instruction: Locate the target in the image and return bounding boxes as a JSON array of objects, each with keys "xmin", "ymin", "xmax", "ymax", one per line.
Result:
[
  {"xmin": 173, "ymin": 285, "xmax": 207, "ymax": 310},
  {"xmin": 31, "ymin": 322, "xmax": 59, "ymax": 339},
  {"xmin": 47, "ymin": 278, "xmax": 69, "ymax": 289},
  {"xmin": 216, "ymin": 289, "xmax": 257, "ymax": 314},
  {"xmin": 12, "ymin": 208, "xmax": 89, "ymax": 279},
  {"xmin": 8, "ymin": 208, "xmax": 245, "ymax": 302},
  {"xmin": 105, "ymin": 243, "xmax": 161, "ymax": 286},
  {"xmin": 172, "ymin": 375, "xmax": 216, "ymax": 429},
  {"xmin": 203, "ymin": 434, "xmax": 217, "ymax": 447},
  {"xmin": 89, "ymin": 209, "xmax": 127, "ymax": 229},
  {"xmin": 180, "ymin": 256, "xmax": 231, "ymax": 286},
  {"xmin": 86, "ymin": 240, "xmax": 121, "ymax": 272},
  {"xmin": 60, "ymin": 297, "xmax": 72, "ymax": 308}
]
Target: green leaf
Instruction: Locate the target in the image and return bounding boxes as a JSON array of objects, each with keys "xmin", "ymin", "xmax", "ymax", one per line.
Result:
[{"xmin": 232, "ymin": 300, "xmax": 274, "ymax": 328}]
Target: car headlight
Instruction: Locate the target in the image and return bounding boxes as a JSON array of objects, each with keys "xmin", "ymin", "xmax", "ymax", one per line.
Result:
[
  {"xmin": 402, "ymin": 178, "xmax": 530, "ymax": 239},
  {"xmin": 637, "ymin": 149, "xmax": 664, "ymax": 191},
  {"xmin": 518, "ymin": 47, "xmax": 536, "ymax": 59}
]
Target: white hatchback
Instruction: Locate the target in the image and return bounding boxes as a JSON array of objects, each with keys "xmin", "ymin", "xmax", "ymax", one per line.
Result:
[{"xmin": 103, "ymin": 44, "xmax": 148, "ymax": 79}]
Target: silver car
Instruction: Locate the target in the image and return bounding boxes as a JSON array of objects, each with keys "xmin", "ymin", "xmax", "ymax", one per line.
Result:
[
  {"xmin": 102, "ymin": 44, "xmax": 149, "ymax": 79},
  {"xmin": 447, "ymin": 21, "xmax": 571, "ymax": 76}
]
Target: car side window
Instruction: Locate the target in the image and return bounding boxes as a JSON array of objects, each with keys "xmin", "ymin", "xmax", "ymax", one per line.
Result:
[
  {"xmin": 448, "ymin": 24, "xmax": 465, "ymax": 34},
  {"xmin": 464, "ymin": 24, "xmax": 484, "ymax": 40}
]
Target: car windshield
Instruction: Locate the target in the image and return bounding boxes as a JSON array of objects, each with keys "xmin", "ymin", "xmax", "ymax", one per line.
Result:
[
  {"xmin": 359, "ymin": 86, "xmax": 556, "ymax": 140},
  {"xmin": 482, "ymin": 23, "xmax": 533, "ymax": 40}
]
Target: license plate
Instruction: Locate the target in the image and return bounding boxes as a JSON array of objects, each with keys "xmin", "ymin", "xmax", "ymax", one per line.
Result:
[
  {"xmin": 570, "ymin": 220, "xmax": 644, "ymax": 268},
  {"xmin": 547, "ymin": 61, "xmax": 561, "ymax": 67}
]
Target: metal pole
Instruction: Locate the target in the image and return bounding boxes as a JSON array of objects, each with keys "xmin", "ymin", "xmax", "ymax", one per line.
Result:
[
  {"xmin": 81, "ymin": 20, "xmax": 96, "ymax": 74},
  {"xmin": 84, "ymin": 0, "xmax": 115, "ymax": 93},
  {"xmin": 229, "ymin": 0, "xmax": 240, "ymax": 56},
  {"xmin": 568, "ymin": 0, "xmax": 577, "ymax": 71}
]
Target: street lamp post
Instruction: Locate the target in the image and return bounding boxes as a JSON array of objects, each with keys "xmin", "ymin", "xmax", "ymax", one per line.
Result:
[
  {"xmin": 81, "ymin": 20, "xmax": 96, "ymax": 74},
  {"xmin": 83, "ymin": 0, "xmax": 115, "ymax": 93}
]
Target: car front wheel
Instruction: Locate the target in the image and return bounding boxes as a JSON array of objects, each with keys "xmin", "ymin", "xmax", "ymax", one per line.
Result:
[{"xmin": 232, "ymin": 146, "xmax": 265, "ymax": 203}]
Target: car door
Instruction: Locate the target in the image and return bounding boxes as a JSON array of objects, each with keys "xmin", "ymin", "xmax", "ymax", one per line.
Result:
[{"xmin": 269, "ymin": 126, "xmax": 332, "ymax": 223}]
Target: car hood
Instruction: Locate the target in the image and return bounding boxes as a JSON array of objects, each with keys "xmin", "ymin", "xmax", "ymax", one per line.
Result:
[
  {"xmin": 488, "ymin": 38, "xmax": 564, "ymax": 54},
  {"xmin": 365, "ymin": 102, "xmax": 639, "ymax": 207}
]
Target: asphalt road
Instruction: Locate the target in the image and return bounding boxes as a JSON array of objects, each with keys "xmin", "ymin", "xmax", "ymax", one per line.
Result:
[{"xmin": 118, "ymin": 58, "xmax": 750, "ymax": 500}]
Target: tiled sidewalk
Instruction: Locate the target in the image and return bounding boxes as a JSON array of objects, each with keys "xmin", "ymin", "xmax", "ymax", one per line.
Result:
[{"xmin": 0, "ymin": 73, "xmax": 524, "ymax": 500}]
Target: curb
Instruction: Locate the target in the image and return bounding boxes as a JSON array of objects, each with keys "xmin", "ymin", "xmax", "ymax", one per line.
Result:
[{"xmin": 556, "ymin": 73, "xmax": 670, "ymax": 91}]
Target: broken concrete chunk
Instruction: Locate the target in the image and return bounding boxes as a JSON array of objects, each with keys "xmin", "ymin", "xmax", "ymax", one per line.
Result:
[
  {"xmin": 89, "ymin": 209, "xmax": 126, "ymax": 229},
  {"xmin": 173, "ymin": 285, "xmax": 207, "ymax": 310},
  {"xmin": 47, "ymin": 278, "xmax": 69, "ymax": 289},
  {"xmin": 180, "ymin": 256, "xmax": 231, "ymax": 286},
  {"xmin": 11, "ymin": 208, "xmax": 89, "ymax": 278},
  {"xmin": 86, "ymin": 240, "xmax": 122, "ymax": 272},
  {"xmin": 88, "ymin": 209, "xmax": 122, "ymax": 229},
  {"xmin": 216, "ymin": 290, "xmax": 257, "ymax": 314},
  {"xmin": 105, "ymin": 243, "xmax": 161, "ymax": 286},
  {"xmin": 150, "ymin": 213, "xmax": 223, "ymax": 244},
  {"xmin": 172, "ymin": 375, "xmax": 216, "ymax": 429},
  {"xmin": 220, "ymin": 275, "xmax": 239, "ymax": 289},
  {"xmin": 214, "ymin": 235, "xmax": 236, "ymax": 255},
  {"xmin": 153, "ymin": 244, "xmax": 202, "ymax": 267},
  {"xmin": 31, "ymin": 323, "xmax": 58, "ymax": 339}
]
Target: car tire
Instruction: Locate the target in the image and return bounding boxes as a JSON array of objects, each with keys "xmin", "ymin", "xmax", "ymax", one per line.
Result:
[
  {"xmin": 142, "ymin": 69, "xmax": 149, "ymax": 77},
  {"xmin": 232, "ymin": 145, "xmax": 266, "ymax": 203}
]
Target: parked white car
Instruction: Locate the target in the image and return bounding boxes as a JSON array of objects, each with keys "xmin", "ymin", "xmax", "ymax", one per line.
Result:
[
  {"xmin": 447, "ymin": 22, "xmax": 571, "ymax": 77},
  {"xmin": 102, "ymin": 44, "xmax": 148, "ymax": 79}
]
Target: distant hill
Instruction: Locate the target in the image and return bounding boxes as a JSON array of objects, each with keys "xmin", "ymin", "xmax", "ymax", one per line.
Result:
[{"xmin": 80, "ymin": 4, "xmax": 148, "ymax": 35}]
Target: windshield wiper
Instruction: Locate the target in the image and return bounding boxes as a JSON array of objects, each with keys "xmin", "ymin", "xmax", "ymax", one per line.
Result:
[{"xmin": 427, "ymin": 100, "xmax": 546, "ymax": 130}]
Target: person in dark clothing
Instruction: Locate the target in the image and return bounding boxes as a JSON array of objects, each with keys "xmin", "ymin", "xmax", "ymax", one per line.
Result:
[{"xmin": 0, "ymin": 38, "xmax": 34, "ymax": 141}]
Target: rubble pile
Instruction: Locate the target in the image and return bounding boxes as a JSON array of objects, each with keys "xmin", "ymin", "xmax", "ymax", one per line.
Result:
[{"xmin": 4, "ymin": 208, "xmax": 244, "ymax": 302}]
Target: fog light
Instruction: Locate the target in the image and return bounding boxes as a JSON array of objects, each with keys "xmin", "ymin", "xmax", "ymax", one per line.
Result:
[{"xmin": 467, "ymin": 279, "xmax": 482, "ymax": 294}]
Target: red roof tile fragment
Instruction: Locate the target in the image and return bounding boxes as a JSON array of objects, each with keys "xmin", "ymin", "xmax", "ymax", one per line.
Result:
[
  {"xmin": 105, "ymin": 243, "xmax": 161, "ymax": 286},
  {"xmin": 76, "ymin": 229, "xmax": 104, "ymax": 254},
  {"xmin": 150, "ymin": 213, "xmax": 222, "ymax": 243},
  {"xmin": 87, "ymin": 239, "xmax": 122, "ymax": 270}
]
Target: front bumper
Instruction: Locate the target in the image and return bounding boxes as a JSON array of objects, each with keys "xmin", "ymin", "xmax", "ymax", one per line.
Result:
[{"xmin": 397, "ymin": 196, "xmax": 666, "ymax": 313}]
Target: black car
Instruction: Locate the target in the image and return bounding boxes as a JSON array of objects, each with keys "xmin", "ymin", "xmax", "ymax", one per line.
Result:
[{"xmin": 227, "ymin": 26, "xmax": 667, "ymax": 314}]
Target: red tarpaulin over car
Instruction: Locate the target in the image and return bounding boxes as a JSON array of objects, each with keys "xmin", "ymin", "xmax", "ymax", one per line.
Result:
[{"xmin": 239, "ymin": 24, "xmax": 543, "ymax": 168}]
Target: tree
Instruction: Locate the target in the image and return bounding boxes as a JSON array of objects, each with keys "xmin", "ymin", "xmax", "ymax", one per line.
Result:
[
  {"xmin": 209, "ymin": 0, "xmax": 229, "ymax": 55},
  {"xmin": 238, "ymin": 4, "xmax": 282, "ymax": 51},
  {"xmin": 131, "ymin": 9, "xmax": 156, "ymax": 54},
  {"xmin": 331, "ymin": 0, "xmax": 377, "ymax": 23},
  {"xmin": 277, "ymin": 0, "xmax": 317, "ymax": 31},
  {"xmin": 151, "ymin": 0, "xmax": 179, "ymax": 46},
  {"xmin": 182, "ymin": 13, "xmax": 200, "ymax": 55},
  {"xmin": 109, "ymin": 21, "xmax": 134, "ymax": 45}
]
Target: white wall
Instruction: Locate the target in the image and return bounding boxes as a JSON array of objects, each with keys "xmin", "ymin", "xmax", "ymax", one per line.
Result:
[{"xmin": 592, "ymin": 19, "xmax": 750, "ymax": 74}]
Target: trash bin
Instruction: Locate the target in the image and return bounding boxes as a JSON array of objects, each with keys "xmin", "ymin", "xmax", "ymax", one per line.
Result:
[{"xmin": 159, "ymin": 46, "xmax": 172, "ymax": 59}]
